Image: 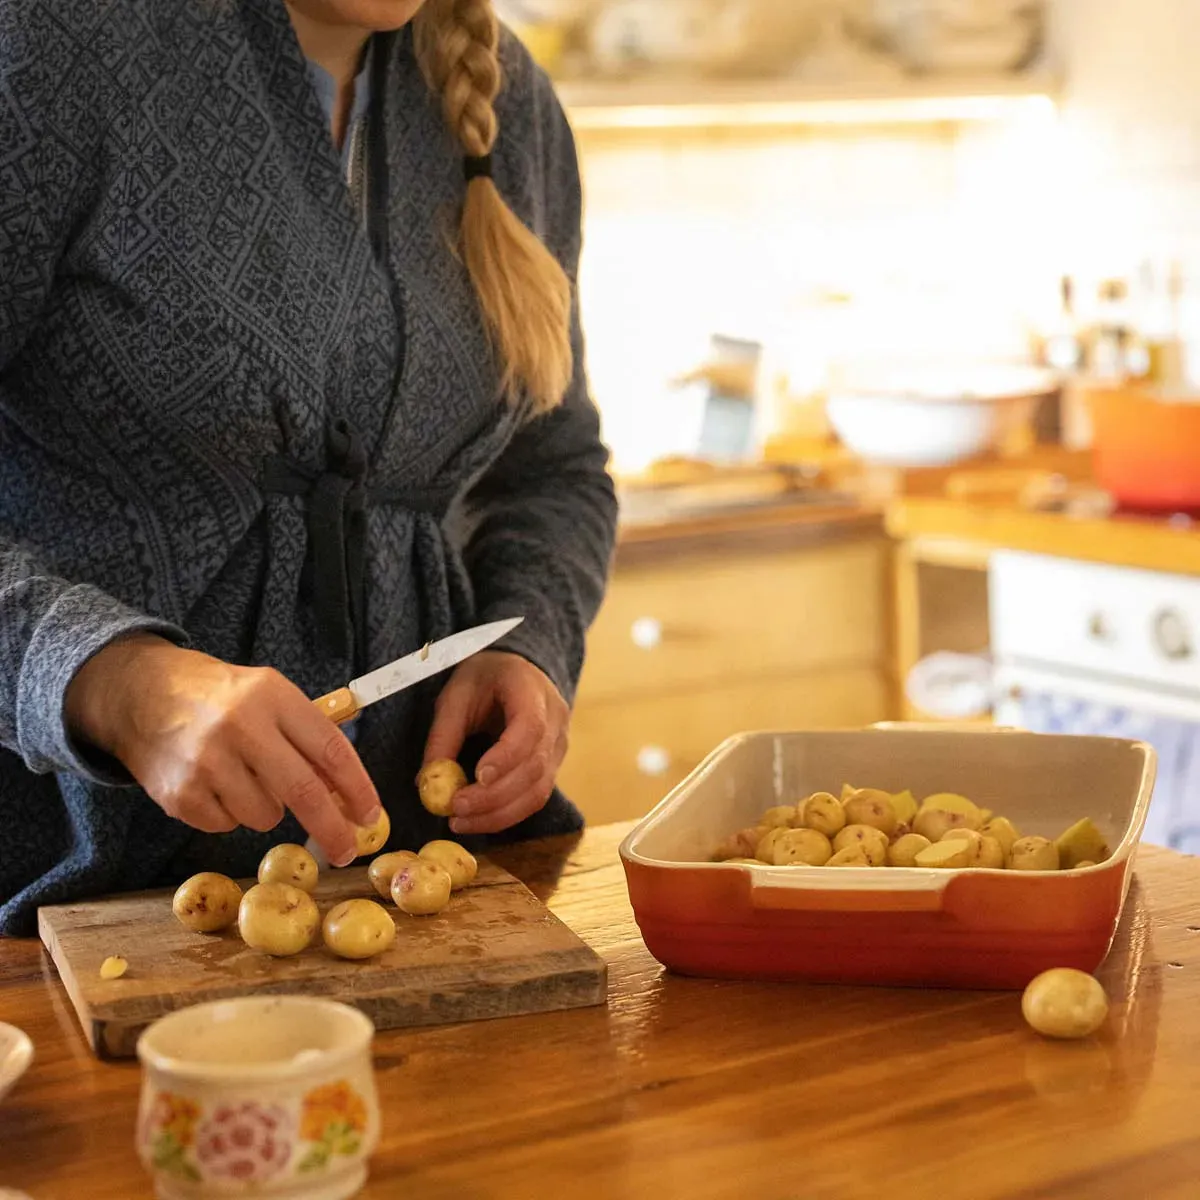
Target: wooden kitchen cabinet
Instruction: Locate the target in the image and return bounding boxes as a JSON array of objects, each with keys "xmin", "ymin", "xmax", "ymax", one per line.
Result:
[{"xmin": 560, "ymin": 528, "xmax": 891, "ymax": 825}]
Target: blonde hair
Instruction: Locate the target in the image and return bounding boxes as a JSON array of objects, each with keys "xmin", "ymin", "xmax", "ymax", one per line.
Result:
[{"xmin": 413, "ymin": 0, "xmax": 573, "ymax": 413}]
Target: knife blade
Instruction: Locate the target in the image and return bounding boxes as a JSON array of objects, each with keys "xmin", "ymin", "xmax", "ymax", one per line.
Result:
[{"xmin": 312, "ymin": 616, "xmax": 523, "ymax": 725}]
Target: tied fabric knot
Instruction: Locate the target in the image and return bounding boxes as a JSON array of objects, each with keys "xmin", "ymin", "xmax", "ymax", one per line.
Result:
[{"xmin": 263, "ymin": 419, "xmax": 445, "ymax": 668}]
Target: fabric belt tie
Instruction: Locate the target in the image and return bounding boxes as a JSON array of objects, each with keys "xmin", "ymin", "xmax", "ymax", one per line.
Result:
[{"xmin": 263, "ymin": 418, "xmax": 442, "ymax": 666}]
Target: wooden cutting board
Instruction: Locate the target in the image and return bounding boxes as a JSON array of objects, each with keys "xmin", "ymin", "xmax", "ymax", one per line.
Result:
[{"xmin": 38, "ymin": 858, "xmax": 607, "ymax": 1059}]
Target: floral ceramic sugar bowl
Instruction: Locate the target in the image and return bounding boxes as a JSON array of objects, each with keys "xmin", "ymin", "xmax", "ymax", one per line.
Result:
[{"xmin": 136, "ymin": 996, "xmax": 379, "ymax": 1200}]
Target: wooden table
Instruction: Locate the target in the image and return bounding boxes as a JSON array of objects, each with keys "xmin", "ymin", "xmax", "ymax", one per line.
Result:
[{"xmin": 3, "ymin": 824, "xmax": 1200, "ymax": 1200}]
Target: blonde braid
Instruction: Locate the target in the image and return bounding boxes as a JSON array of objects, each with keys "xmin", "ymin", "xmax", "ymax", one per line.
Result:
[{"xmin": 414, "ymin": 0, "xmax": 573, "ymax": 413}]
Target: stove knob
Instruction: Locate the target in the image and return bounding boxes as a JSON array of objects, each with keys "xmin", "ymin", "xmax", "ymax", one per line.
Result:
[{"xmin": 1153, "ymin": 608, "xmax": 1192, "ymax": 661}]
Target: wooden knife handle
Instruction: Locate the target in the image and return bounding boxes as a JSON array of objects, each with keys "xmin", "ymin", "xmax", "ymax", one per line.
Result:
[{"xmin": 314, "ymin": 687, "xmax": 358, "ymax": 725}]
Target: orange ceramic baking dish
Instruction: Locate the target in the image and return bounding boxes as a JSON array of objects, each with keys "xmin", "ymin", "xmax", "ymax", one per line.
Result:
[
  {"xmin": 1087, "ymin": 384, "xmax": 1200, "ymax": 512},
  {"xmin": 619, "ymin": 728, "xmax": 1155, "ymax": 990}
]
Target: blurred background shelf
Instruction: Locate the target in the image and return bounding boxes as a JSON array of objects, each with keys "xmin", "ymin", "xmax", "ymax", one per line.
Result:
[{"xmin": 559, "ymin": 73, "xmax": 1060, "ymax": 131}]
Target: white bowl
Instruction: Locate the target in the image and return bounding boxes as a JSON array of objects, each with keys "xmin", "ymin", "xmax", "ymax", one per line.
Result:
[
  {"xmin": 0, "ymin": 1023, "xmax": 33, "ymax": 1102},
  {"xmin": 826, "ymin": 365, "xmax": 1053, "ymax": 468},
  {"xmin": 136, "ymin": 996, "xmax": 378, "ymax": 1200}
]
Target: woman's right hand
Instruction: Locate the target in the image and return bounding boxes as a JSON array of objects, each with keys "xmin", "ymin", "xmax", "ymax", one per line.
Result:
[{"xmin": 65, "ymin": 634, "xmax": 379, "ymax": 867}]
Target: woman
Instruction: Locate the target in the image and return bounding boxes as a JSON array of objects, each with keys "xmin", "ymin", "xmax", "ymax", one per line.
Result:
[{"xmin": 0, "ymin": 0, "xmax": 617, "ymax": 935}]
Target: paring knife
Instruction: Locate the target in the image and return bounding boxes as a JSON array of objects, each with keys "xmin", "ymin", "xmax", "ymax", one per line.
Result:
[
  {"xmin": 304, "ymin": 617, "xmax": 523, "ymax": 868},
  {"xmin": 311, "ymin": 616, "xmax": 524, "ymax": 724}
]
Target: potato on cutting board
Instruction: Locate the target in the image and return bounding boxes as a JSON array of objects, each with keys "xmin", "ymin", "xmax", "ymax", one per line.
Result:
[{"xmin": 38, "ymin": 856, "xmax": 607, "ymax": 1059}]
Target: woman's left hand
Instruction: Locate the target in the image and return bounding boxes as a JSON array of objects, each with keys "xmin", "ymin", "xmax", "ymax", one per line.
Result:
[{"xmin": 422, "ymin": 651, "xmax": 569, "ymax": 836}]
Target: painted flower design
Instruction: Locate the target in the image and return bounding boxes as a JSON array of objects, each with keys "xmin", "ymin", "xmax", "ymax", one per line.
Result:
[
  {"xmin": 150, "ymin": 1093, "xmax": 201, "ymax": 1147},
  {"xmin": 143, "ymin": 1092, "xmax": 201, "ymax": 1181},
  {"xmin": 298, "ymin": 1081, "xmax": 368, "ymax": 1172},
  {"xmin": 194, "ymin": 1102, "xmax": 293, "ymax": 1183}
]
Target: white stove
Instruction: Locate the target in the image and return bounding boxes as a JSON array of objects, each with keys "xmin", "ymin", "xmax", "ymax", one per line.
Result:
[{"xmin": 990, "ymin": 551, "xmax": 1200, "ymax": 852}]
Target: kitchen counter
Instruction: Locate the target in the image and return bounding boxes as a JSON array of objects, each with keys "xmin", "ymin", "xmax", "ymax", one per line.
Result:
[
  {"xmin": 882, "ymin": 453, "xmax": 1200, "ymax": 720},
  {"xmin": 612, "ymin": 461, "xmax": 882, "ymax": 567},
  {"xmin": 3, "ymin": 823, "xmax": 1200, "ymax": 1200},
  {"xmin": 618, "ymin": 497, "xmax": 882, "ymax": 566},
  {"xmin": 888, "ymin": 495, "xmax": 1200, "ymax": 576}
]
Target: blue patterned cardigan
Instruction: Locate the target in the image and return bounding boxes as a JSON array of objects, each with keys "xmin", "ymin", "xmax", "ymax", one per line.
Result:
[{"xmin": 0, "ymin": 1, "xmax": 617, "ymax": 934}]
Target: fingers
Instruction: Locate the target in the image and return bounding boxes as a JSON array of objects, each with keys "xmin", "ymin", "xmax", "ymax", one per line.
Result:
[
  {"xmin": 453, "ymin": 754, "xmax": 545, "ymax": 820},
  {"xmin": 451, "ymin": 730, "xmax": 567, "ymax": 837},
  {"xmin": 259, "ymin": 740, "xmax": 359, "ymax": 867},
  {"xmin": 423, "ymin": 679, "xmax": 474, "ymax": 766},
  {"xmin": 472, "ymin": 699, "xmax": 547, "ymax": 789},
  {"xmin": 116, "ymin": 651, "xmax": 380, "ymax": 852},
  {"xmin": 440, "ymin": 660, "xmax": 569, "ymax": 835},
  {"xmin": 277, "ymin": 687, "xmax": 380, "ymax": 828},
  {"xmin": 217, "ymin": 762, "xmax": 285, "ymax": 834},
  {"xmin": 172, "ymin": 793, "xmax": 239, "ymax": 835},
  {"xmin": 151, "ymin": 749, "xmax": 266, "ymax": 835},
  {"xmin": 450, "ymin": 779, "xmax": 554, "ymax": 836}
]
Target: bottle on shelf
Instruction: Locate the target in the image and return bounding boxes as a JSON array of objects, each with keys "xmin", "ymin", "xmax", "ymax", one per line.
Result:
[
  {"xmin": 1089, "ymin": 278, "xmax": 1131, "ymax": 382},
  {"xmin": 1143, "ymin": 260, "xmax": 1187, "ymax": 391},
  {"xmin": 1043, "ymin": 276, "xmax": 1084, "ymax": 374}
]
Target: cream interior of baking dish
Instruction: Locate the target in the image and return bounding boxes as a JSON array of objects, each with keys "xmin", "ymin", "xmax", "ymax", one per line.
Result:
[{"xmin": 625, "ymin": 729, "xmax": 1156, "ymax": 888}]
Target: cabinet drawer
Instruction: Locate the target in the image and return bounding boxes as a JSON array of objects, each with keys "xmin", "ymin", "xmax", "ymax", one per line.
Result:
[
  {"xmin": 990, "ymin": 551, "xmax": 1200, "ymax": 692},
  {"xmin": 558, "ymin": 668, "xmax": 889, "ymax": 826},
  {"xmin": 580, "ymin": 540, "xmax": 886, "ymax": 703}
]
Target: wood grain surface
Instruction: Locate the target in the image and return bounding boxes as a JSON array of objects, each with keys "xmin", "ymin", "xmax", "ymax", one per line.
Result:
[
  {"xmin": 37, "ymin": 858, "xmax": 606, "ymax": 1059},
  {"xmin": 887, "ymin": 495, "xmax": 1200, "ymax": 577},
  {"xmin": 3, "ymin": 825, "xmax": 1200, "ymax": 1200}
]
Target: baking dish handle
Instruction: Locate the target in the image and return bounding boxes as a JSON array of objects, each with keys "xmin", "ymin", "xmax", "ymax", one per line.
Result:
[
  {"xmin": 749, "ymin": 873, "xmax": 946, "ymax": 913},
  {"xmin": 868, "ymin": 721, "xmax": 1021, "ymax": 732}
]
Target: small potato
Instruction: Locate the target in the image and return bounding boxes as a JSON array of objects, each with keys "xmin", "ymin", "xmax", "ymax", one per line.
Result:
[
  {"xmin": 913, "ymin": 808, "xmax": 974, "ymax": 844},
  {"xmin": 723, "ymin": 858, "xmax": 766, "ymax": 866},
  {"xmin": 1009, "ymin": 836, "xmax": 1061, "ymax": 872},
  {"xmin": 980, "ymin": 816, "xmax": 1021, "ymax": 857},
  {"xmin": 173, "ymin": 872, "xmax": 243, "ymax": 933},
  {"xmin": 1074, "ymin": 860, "xmax": 1098, "ymax": 870},
  {"xmin": 714, "ymin": 826, "xmax": 769, "ymax": 861},
  {"xmin": 941, "ymin": 828, "xmax": 984, "ymax": 847},
  {"xmin": 889, "ymin": 789, "xmax": 919, "ymax": 826},
  {"xmin": 322, "ymin": 899, "xmax": 397, "ymax": 960},
  {"xmin": 367, "ymin": 850, "xmax": 421, "ymax": 899},
  {"xmin": 919, "ymin": 792, "xmax": 983, "ymax": 826},
  {"xmin": 840, "ymin": 783, "xmax": 858, "ymax": 803},
  {"xmin": 1055, "ymin": 818, "xmax": 1111, "ymax": 870},
  {"xmin": 759, "ymin": 805, "xmax": 799, "ymax": 830},
  {"xmin": 975, "ymin": 835, "xmax": 1006, "ymax": 870},
  {"xmin": 257, "ymin": 843, "xmax": 319, "ymax": 893},
  {"xmin": 842, "ymin": 789, "xmax": 898, "ymax": 838},
  {"xmin": 887, "ymin": 833, "xmax": 932, "ymax": 868},
  {"xmin": 99, "ymin": 956, "xmax": 128, "ymax": 980},
  {"xmin": 238, "ymin": 883, "xmax": 320, "ymax": 956},
  {"xmin": 419, "ymin": 840, "xmax": 478, "ymax": 890},
  {"xmin": 943, "ymin": 830, "xmax": 1005, "ymax": 869},
  {"xmin": 914, "ymin": 840, "xmax": 973, "ymax": 869},
  {"xmin": 354, "ymin": 808, "xmax": 391, "ymax": 858},
  {"xmin": 832, "ymin": 824, "xmax": 888, "ymax": 867},
  {"xmin": 826, "ymin": 846, "xmax": 871, "ymax": 867},
  {"xmin": 800, "ymin": 792, "xmax": 846, "ymax": 838},
  {"xmin": 1022, "ymin": 968, "xmax": 1109, "ymax": 1039},
  {"xmin": 417, "ymin": 759, "xmax": 468, "ymax": 817},
  {"xmin": 391, "ymin": 861, "xmax": 453, "ymax": 915},
  {"xmin": 755, "ymin": 827, "xmax": 794, "ymax": 865},
  {"xmin": 773, "ymin": 828, "xmax": 833, "ymax": 867}
]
